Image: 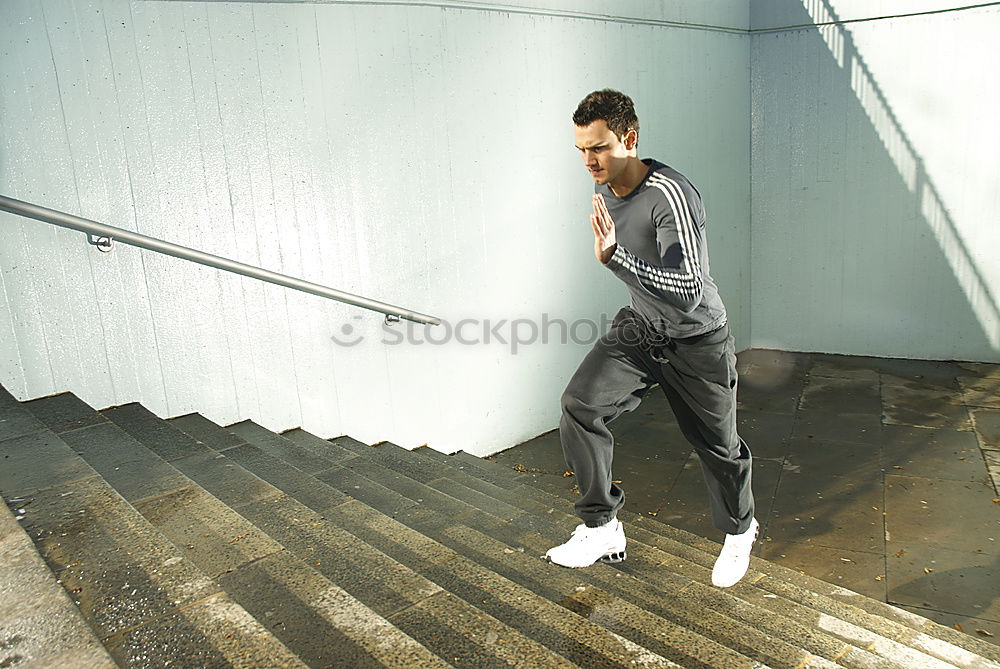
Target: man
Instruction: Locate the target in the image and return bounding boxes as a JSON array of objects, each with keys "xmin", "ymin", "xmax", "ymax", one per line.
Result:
[{"xmin": 545, "ymin": 89, "xmax": 757, "ymax": 588}]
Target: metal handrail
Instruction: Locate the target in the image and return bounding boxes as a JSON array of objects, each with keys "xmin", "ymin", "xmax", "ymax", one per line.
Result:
[{"xmin": 0, "ymin": 195, "xmax": 440, "ymax": 325}]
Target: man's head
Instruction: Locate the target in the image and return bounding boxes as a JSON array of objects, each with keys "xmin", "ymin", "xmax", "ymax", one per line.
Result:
[
  {"xmin": 573, "ymin": 89, "xmax": 641, "ymax": 190},
  {"xmin": 573, "ymin": 89, "xmax": 639, "ymax": 139}
]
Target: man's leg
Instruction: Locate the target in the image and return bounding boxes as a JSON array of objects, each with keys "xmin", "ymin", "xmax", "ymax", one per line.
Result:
[
  {"xmin": 559, "ymin": 335, "xmax": 650, "ymax": 526},
  {"xmin": 655, "ymin": 325, "xmax": 757, "ymax": 586},
  {"xmin": 547, "ymin": 327, "xmax": 651, "ymax": 568}
]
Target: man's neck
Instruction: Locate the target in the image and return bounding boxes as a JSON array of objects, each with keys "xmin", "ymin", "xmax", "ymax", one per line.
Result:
[{"xmin": 608, "ymin": 157, "xmax": 650, "ymax": 197}]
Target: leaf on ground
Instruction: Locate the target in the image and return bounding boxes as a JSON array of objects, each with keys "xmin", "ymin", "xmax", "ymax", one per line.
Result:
[
  {"xmin": 874, "ymin": 575, "xmax": 884, "ymax": 581},
  {"xmin": 954, "ymin": 623, "xmax": 963, "ymax": 631},
  {"xmin": 563, "ymin": 471, "xmax": 574, "ymax": 478},
  {"xmin": 976, "ymin": 629, "xmax": 994, "ymax": 638},
  {"xmin": 923, "ymin": 567, "xmax": 934, "ymax": 574}
]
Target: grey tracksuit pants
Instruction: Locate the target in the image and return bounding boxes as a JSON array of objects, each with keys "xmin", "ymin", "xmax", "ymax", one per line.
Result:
[{"xmin": 559, "ymin": 307, "xmax": 755, "ymax": 535}]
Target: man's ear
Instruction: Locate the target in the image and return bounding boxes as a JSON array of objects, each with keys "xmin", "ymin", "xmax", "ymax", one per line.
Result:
[{"xmin": 623, "ymin": 128, "xmax": 638, "ymax": 151}]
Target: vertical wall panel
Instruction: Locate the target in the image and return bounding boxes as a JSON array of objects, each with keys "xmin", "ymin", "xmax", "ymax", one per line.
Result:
[
  {"xmin": 1, "ymin": 0, "xmax": 752, "ymax": 454},
  {"xmin": 750, "ymin": 0, "xmax": 1000, "ymax": 361}
]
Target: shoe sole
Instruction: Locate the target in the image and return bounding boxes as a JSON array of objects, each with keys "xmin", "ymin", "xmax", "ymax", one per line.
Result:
[{"xmin": 546, "ymin": 550, "xmax": 627, "ymax": 568}]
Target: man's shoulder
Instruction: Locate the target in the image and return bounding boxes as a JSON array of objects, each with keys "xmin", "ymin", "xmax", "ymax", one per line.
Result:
[
  {"xmin": 643, "ymin": 161, "xmax": 703, "ymax": 205},
  {"xmin": 644, "ymin": 160, "xmax": 695, "ymax": 189}
]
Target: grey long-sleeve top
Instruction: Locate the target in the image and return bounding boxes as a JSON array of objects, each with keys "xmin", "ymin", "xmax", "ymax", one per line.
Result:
[{"xmin": 599, "ymin": 159, "xmax": 728, "ymax": 338}]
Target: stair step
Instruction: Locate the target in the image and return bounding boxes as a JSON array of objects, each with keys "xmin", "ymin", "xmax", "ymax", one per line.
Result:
[
  {"xmin": 20, "ymin": 398, "xmax": 461, "ymax": 667},
  {"xmin": 220, "ymin": 425, "xmax": 855, "ymax": 668},
  {"xmin": 76, "ymin": 403, "xmax": 564, "ymax": 666},
  {"xmin": 170, "ymin": 425, "xmax": 625, "ymax": 666},
  {"xmin": 5, "ymin": 385, "xmax": 998, "ymax": 669},
  {"xmin": 365, "ymin": 443, "xmax": 999, "ymax": 669},
  {"xmin": 299, "ymin": 445, "xmax": 904, "ymax": 669},
  {"xmin": 180, "ymin": 418, "xmax": 770, "ymax": 667},
  {"xmin": 103, "ymin": 405, "xmax": 617, "ymax": 666},
  {"xmin": 0, "ymin": 435, "xmax": 303, "ymax": 667},
  {"xmin": 415, "ymin": 448, "xmax": 1000, "ymax": 668},
  {"xmin": 0, "ymin": 502, "xmax": 116, "ymax": 669}
]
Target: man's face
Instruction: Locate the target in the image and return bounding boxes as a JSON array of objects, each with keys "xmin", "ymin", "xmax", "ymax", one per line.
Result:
[{"xmin": 574, "ymin": 120, "xmax": 636, "ymax": 186}]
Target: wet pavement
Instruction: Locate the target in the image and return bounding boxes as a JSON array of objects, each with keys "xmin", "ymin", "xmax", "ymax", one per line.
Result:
[{"xmin": 493, "ymin": 350, "xmax": 1000, "ymax": 646}]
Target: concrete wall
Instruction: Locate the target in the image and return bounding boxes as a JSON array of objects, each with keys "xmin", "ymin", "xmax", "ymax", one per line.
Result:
[
  {"xmin": 0, "ymin": 0, "xmax": 751, "ymax": 454},
  {"xmin": 750, "ymin": 1, "xmax": 1000, "ymax": 361}
]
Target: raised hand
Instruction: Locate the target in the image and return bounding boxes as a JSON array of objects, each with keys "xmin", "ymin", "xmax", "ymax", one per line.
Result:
[{"xmin": 590, "ymin": 193, "xmax": 617, "ymax": 265}]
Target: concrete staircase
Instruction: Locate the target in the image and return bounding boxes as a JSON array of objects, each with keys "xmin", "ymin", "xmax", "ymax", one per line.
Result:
[{"xmin": 2, "ymin": 385, "xmax": 999, "ymax": 669}]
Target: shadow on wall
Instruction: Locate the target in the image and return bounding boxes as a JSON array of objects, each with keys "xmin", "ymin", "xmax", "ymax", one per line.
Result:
[{"xmin": 758, "ymin": 0, "xmax": 999, "ymax": 359}]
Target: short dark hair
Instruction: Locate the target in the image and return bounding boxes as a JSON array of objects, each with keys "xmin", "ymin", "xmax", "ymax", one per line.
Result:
[{"xmin": 573, "ymin": 89, "xmax": 639, "ymax": 139}]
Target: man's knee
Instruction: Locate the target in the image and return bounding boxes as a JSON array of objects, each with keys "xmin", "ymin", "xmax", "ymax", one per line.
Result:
[{"xmin": 560, "ymin": 386, "xmax": 585, "ymax": 416}]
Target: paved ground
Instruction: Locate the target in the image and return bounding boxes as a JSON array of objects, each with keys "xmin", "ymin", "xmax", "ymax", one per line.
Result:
[{"xmin": 492, "ymin": 350, "xmax": 1000, "ymax": 647}]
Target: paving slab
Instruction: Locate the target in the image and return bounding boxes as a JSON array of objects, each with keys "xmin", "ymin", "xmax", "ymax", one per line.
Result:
[
  {"xmin": 881, "ymin": 424, "xmax": 988, "ymax": 483},
  {"xmin": 800, "ymin": 375, "xmax": 882, "ymax": 415},
  {"xmin": 736, "ymin": 409, "xmax": 795, "ymax": 459},
  {"xmin": 759, "ymin": 540, "xmax": 887, "ymax": 601},
  {"xmin": 984, "ymin": 449, "xmax": 1000, "ymax": 494},
  {"xmin": 792, "ymin": 410, "xmax": 883, "ymax": 445},
  {"xmin": 735, "ymin": 350, "xmax": 807, "ymax": 414},
  {"xmin": 663, "ymin": 451, "xmax": 781, "ymax": 522},
  {"xmin": 874, "ymin": 359, "xmax": 963, "ymax": 388},
  {"xmin": 24, "ymin": 392, "xmax": 108, "ymax": 434},
  {"xmin": 102, "ymin": 591, "xmax": 307, "ymax": 669},
  {"xmin": 881, "ymin": 384, "xmax": 973, "ymax": 431},
  {"xmin": 807, "ymin": 358, "xmax": 880, "ymax": 382},
  {"xmin": 0, "ymin": 430, "xmax": 97, "ymax": 497},
  {"xmin": 897, "ymin": 606, "xmax": 1000, "ymax": 649},
  {"xmin": 613, "ymin": 422, "xmax": 694, "ymax": 463},
  {"xmin": 886, "ymin": 542, "xmax": 1000, "ymax": 623},
  {"xmin": 737, "ymin": 383, "xmax": 803, "ymax": 414},
  {"xmin": 973, "ymin": 408, "xmax": 1000, "ymax": 450},
  {"xmin": 884, "ymin": 475, "xmax": 1000, "ymax": 552},
  {"xmin": 959, "ymin": 375, "xmax": 1000, "ymax": 409},
  {"xmin": 768, "ymin": 440, "xmax": 884, "ymax": 553},
  {"xmin": 958, "ymin": 362, "xmax": 1000, "ymax": 379},
  {"xmin": 493, "ymin": 428, "xmax": 568, "ymax": 475}
]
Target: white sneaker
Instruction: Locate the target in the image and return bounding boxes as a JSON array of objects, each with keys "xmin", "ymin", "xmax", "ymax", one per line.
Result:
[
  {"xmin": 545, "ymin": 519, "xmax": 627, "ymax": 568},
  {"xmin": 712, "ymin": 518, "xmax": 759, "ymax": 587}
]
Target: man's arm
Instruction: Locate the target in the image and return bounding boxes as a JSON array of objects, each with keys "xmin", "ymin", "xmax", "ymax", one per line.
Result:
[{"xmin": 594, "ymin": 178, "xmax": 705, "ymax": 314}]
